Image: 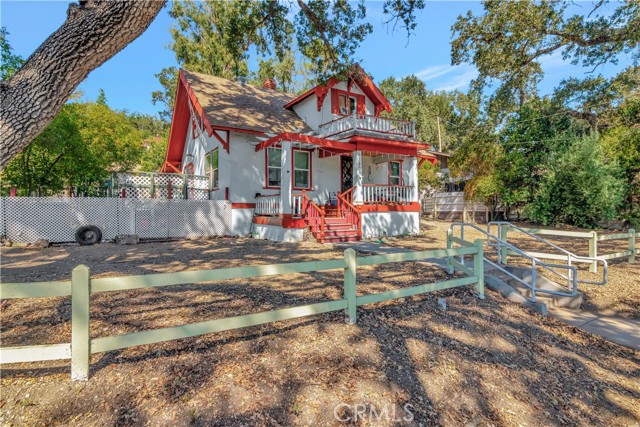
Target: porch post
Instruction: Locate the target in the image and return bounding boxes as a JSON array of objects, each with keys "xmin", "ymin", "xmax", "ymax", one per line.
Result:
[
  {"xmin": 409, "ymin": 156, "xmax": 418, "ymax": 202},
  {"xmin": 280, "ymin": 141, "xmax": 292, "ymax": 215},
  {"xmin": 352, "ymin": 150, "xmax": 363, "ymax": 204}
]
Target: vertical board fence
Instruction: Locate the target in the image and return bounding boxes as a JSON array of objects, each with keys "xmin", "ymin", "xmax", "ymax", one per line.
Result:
[
  {"xmin": 0, "ymin": 243, "xmax": 485, "ymax": 380},
  {"xmin": 421, "ymin": 192, "xmax": 490, "ymax": 223},
  {"xmin": 0, "ymin": 197, "xmax": 233, "ymax": 243}
]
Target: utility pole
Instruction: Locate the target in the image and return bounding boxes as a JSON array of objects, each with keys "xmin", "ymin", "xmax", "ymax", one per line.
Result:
[{"xmin": 436, "ymin": 116, "xmax": 442, "ymax": 152}]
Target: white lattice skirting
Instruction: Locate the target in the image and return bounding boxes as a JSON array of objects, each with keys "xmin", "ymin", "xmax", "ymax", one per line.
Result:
[{"xmin": 0, "ymin": 197, "xmax": 233, "ymax": 243}]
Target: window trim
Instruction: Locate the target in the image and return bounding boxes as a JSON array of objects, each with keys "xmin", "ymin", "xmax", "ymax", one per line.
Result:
[
  {"xmin": 292, "ymin": 148, "xmax": 313, "ymax": 190},
  {"xmin": 206, "ymin": 148, "xmax": 219, "ymax": 190},
  {"xmin": 331, "ymin": 88, "xmax": 366, "ymax": 116},
  {"xmin": 265, "ymin": 146, "xmax": 282, "ymax": 189},
  {"xmin": 388, "ymin": 160, "xmax": 402, "ymax": 186}
]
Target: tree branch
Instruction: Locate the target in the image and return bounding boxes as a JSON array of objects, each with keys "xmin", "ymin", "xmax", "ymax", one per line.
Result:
[{"xmin": 0, "ymin": 0, "xmax": 165, "ymax": 170}]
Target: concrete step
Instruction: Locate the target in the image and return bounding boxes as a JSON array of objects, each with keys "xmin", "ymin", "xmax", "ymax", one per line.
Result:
[{"xmin": 486, "ymin": 265, "xmax": 583, "ymax": 309}]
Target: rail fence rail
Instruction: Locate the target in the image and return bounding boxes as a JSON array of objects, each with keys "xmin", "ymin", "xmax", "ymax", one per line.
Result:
[
  {"xmin": 0, "ymin": 244, "xmax": 485, "ymax": 380},
  {"xmin": 501, "ymin": 225, "xmax": 636, "ymax": 272}
]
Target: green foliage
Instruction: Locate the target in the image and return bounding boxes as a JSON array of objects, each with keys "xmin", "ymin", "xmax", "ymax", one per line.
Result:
[
  {"xmin": 1, "ymin": 102, "xmax": 147, "ymax": 196},
  {"xmin": 452, "ymin": 0, "xmax": 640, "ymax": 118},
  {"xmin": 417, "ymin": 160, "xmax": 440, "ymax": 190},
  {"xmin": 252, "ymin": 50, "xmax": 318, "ymax": 94},
  {"xmin": 497, "ymin": 98, "xmax": 590, "ymax": 208},
  {"xmin": 96, "ymin": 88, "xmax": 108, "ymax": 106},
  {"xmin": 379, "ymin": 75, "xmax": 482, "ymax": 151},
  {"xmin": 151, "ymin": 67, "xmax": 179, "ymax": 122},
  {"xmin": 1, "ymin": 27, "xmax": 23, "ymax": 80},
  {"xmin": 139, "ymin": 139, "xmax": 169, "ymax": 172},
  {"xmin": 526, "ymin": 136, "xmax": 626, "ymax": 228}
]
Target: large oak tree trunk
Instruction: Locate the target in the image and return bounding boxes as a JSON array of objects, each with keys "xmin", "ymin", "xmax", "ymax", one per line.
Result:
[{"xmin": 0, "ymin": 0, "xmax": 166, "ymax": 170}]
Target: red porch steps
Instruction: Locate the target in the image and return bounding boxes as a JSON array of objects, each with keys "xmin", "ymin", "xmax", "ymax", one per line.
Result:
[{"xmin": 311, "ymin": 216, "xmax": 360, "ymax": 243}]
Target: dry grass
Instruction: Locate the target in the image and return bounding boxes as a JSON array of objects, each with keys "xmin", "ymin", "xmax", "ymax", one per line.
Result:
[{"xmin": 0, "ymin": 237, "xmax": 639, "ymax": 426}]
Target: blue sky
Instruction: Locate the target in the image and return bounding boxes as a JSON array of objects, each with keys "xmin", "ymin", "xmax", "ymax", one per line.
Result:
[{"xmin": 1, "ymin": 1, "xmax": 634, "ymax": 117}]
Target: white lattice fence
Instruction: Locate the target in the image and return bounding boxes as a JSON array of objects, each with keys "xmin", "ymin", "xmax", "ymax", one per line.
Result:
[
  {"xmin": 114, "ymin": 172, "xmax": 210, "ymax": 200},
  {"xmin": 1, "ymin": 197, "xmax": 232, "ymax": 243}
]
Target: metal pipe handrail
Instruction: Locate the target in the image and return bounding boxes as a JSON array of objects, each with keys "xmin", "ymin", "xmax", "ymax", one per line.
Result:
[
  {"xmin": 449, "ymin": 222, "xmax": 579, "ymax": 301},
  {"xmin": 488, "ymin": 221, "xmax": 608, "ymax": 286}
]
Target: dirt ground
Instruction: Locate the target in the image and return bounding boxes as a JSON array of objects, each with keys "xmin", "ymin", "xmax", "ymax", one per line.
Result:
[
  {"xmin": 1, "ymin": 236, "xmax": 639, "ymax": 426},
  {"xmin": 387, "ymin": 219, "xmax": 640, "ymax": 319}
]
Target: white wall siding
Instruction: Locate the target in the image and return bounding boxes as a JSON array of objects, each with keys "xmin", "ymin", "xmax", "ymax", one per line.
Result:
[
  {"xmin": 361, "ymin": 212, "xmax": 419, "ymax": 238},
  {"xmin": 231, "ymin": 208, "xmax": 253, "ymax": 236},
  {"xmin": 252, "ymin": 224, "xmax": 304, "ymax": 242}
]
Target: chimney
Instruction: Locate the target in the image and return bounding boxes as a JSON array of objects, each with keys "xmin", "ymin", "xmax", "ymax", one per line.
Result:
[
  {"xmin": 235, "ymin": 76, "xmax": 247, "ymax": 85},
  {"xmin": 262, "ymin": 77, "xmax": 277, "ymax": 90}
]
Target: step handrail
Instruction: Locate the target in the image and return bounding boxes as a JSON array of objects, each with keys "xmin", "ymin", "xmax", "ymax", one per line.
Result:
[
  {"xmin": 337, "ymin": 191, "xmax": 362, "ymax": 239},
  {"xmin": 488, "ymin": 221, "xmax": 607, "ymax": 286},
  {"xmin": 449, "ymin": 222, "xmax": 579, "ymax": 302},
  {"xmin": 301, "ymin": 191, "xmax": 325, "ymax": 241}
]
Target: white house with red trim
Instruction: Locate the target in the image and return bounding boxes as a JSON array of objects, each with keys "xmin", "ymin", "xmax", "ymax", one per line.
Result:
[{"xmin": 162, "ymin": 67, "xmax": 436, "ymax": 242}]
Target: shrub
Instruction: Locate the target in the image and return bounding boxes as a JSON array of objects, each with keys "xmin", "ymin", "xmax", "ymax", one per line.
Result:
[{"xmin": 526, "ymin": 136, "xmax": 626, "ymax": 228}]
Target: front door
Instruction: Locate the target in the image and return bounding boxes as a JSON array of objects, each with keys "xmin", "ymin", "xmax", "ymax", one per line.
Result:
[{"xmin": 340, "ymin": 156, "xmax": 353, "ymax": 192}]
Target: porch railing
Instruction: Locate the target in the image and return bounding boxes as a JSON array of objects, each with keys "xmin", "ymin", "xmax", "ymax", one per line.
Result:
[
  {"xmin": 291, "ymin": 194, "xmax": 304, "ymax": 217},
  {"xmin": 317, "ymin": 113, "xmax": 416, "ymax": 139},
  {"xmin": 363, "ymin": 184, "xmax": 413, "ymax": 204},
  {"xmin": 255, "ymin": 194, "xmax": 280, "ymax": 216},
  {"xmin": 301, "ymin": 191, "xmax": 325, "ymax": 241}
]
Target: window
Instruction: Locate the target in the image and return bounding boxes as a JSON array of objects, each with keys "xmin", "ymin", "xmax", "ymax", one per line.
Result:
[
  {"xmin": 206, "ymin": 148, "xmax": 219, "ymax": 189},
  {"xmin": 293, "ymin": 150, "xmax": 311, "ymax": 189},
  {"xmin": 267, "ymin": 147, "xmax": 282, "ymax": 187},
  {"xmin": 389, "ymin": 161, "xmax": 401, "ymax": 185},
  {"xmin": 339, "ymin": 94, "xmax": 357, "ymax": 115}
]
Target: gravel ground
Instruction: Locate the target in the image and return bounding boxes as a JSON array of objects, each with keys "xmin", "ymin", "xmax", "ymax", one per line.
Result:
[
  {"xmin": 1, "ymin": 237, "xmax": 639, "ymax": 426},
  {"xmin": 387, "ymin": 219, "xmax": 640, "ymax": 319}
]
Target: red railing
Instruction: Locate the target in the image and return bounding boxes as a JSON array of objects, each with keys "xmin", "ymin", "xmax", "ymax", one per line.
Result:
[
  {"xmin": 337, "ymin": 188, "xmax": 362, "ymax": 239},
  {"xmin": 301, "ymin": 191, "xmax": 325, "ymax": 242}
]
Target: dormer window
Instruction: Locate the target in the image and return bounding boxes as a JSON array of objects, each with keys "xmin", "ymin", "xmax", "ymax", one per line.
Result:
[
  {"xmin": 339, "ymin": 94, "xmax": 357, "ymax": 115},
  {"xmin": 332, "ymin": 89, "xmax": 365, "ymax": 116}
]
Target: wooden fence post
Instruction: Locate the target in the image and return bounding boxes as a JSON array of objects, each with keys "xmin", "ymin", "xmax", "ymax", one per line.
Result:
[
  {"xmin": 433, "ymin": 194, "xmax": 438, "ymax": 220},
  {"xmin": 446, "ymin": 229, "xmax": 454, "ymax": 274},
  {"xmin": 473, "ymin": 239, "xmax": 485, "ymax": 299},
  {"xmin": 589, "ymin": 231, "xmax": 598, "ymax": 273},
  {"xmin": 343, "ymin": 249, "xmax": 357, "ymax": 324},
  {"xmin": 629, "ymin": 229, "xmax": 636, "ymax": 263},
  {"xmin": 149, "ymin": 173, "xmax": 155, "ymax": 199},
  {"xmin": 71, "ymin": 265, "xmax": 91, "ymax": 381}
]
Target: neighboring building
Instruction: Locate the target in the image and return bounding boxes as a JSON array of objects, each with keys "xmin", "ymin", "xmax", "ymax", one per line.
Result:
[{"xmin": 162, "ymin": 67, "xmax": 436, "ymax": 242}]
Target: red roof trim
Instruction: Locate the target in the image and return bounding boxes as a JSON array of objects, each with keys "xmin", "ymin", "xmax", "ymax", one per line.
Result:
[
  {"xmin": 283, "ymin": 68, "xmax": 391, "ymax": 115},
  {"xmin": 162, "ymin": 71, "xmax": 190, "ymax": 172}
]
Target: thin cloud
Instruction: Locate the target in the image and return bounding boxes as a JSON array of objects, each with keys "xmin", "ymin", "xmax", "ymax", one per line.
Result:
[
  {"xmin": 414, "ymin": 64, "xmax": 453, "ymax": 81},
  {"xmin": 434, "ymin": 69, "xmax": 479, "ymax": 91}
]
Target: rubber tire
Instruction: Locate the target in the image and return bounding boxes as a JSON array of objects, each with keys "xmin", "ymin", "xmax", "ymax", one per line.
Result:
[{"xmin": 75, "ymin": 225, "xmax": 102, "ymax": 246}]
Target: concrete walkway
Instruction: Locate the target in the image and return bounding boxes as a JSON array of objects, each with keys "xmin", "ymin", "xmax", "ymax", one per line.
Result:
[
  {"xmin": 550, "ymin": 308, "xmax": 640, "ymax": 350},
  {"xmin": 336, "ymin": 240, "xmax": 640, "ymax": 351}
]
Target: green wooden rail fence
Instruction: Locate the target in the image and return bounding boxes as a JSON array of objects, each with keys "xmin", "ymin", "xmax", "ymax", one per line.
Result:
[
  {"xmin": 505, "ymin": 226, "xmax": 636, "ymax": 272},
  {"xmin": 0, "ymin": 242, "xmax": 484, "ymax": 380}
]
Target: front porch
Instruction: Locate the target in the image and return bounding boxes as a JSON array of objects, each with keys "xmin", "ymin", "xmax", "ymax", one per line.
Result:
[{"xmin": 252, "ymin": 136, "xmax": 421, "ymax": 242}]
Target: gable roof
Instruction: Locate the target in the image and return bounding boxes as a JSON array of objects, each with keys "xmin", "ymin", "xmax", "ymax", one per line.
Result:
[
  {"xmin": 283, "ymin": 65, "xmax": 392, "ymax": 115},
  {"xmin": 182, "ymin": 69, "xmax": 311, "ymax": 134}
]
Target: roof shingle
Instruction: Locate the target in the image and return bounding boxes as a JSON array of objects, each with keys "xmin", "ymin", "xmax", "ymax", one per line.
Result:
[{"xmin": 182, "ymin": 69, "xmax": 311, "ymax": 135}]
